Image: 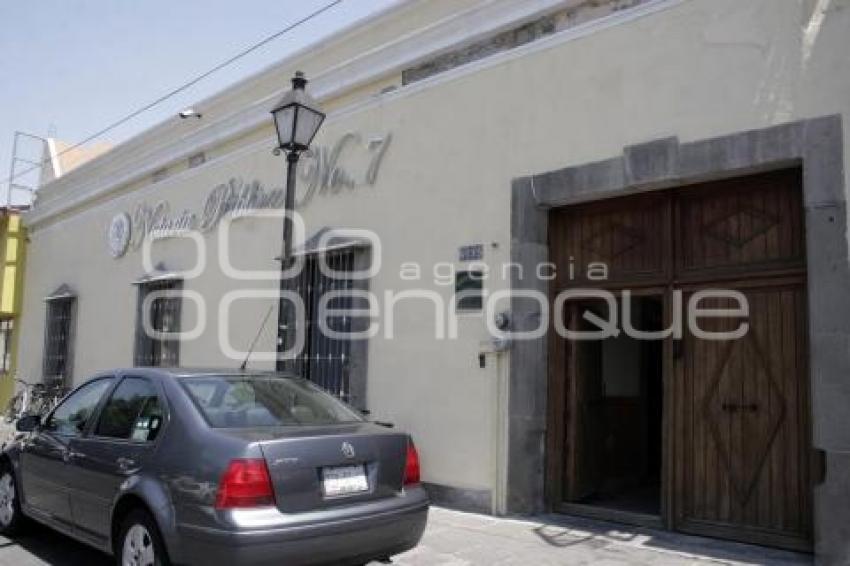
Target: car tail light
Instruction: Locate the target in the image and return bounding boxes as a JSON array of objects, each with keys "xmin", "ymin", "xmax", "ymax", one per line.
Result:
[
  {"xmin": 404, "ymin": 440, "xmax": 421, "ymax": 486},
  {"xmin": 215, "ymin": 459, "xmax": 275, "ymax": 509}
]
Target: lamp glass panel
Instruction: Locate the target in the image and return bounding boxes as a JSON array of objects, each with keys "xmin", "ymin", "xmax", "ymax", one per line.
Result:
[
  {"xmin": 273, "ymin": 105, "xmax": 295, "ymax": 147},
  {"xmin": 293, "ymin": 106, "xmax": 324, "ymax": 147}
]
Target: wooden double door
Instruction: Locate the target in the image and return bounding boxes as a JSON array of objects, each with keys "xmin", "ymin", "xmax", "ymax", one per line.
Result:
[{"xmin": 547, "ymin": 169, "xmax": 813, "ymax": 550}]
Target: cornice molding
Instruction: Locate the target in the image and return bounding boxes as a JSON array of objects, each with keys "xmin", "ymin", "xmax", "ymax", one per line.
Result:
[{"xmin": 27, "ymin": 0, "xmax": 683, "ymax": 228}]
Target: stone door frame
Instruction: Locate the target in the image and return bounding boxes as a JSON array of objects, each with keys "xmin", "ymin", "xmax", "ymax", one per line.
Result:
[{"xmin": 509, "ymin": 115, "xmax": 848, "ymax": 562}]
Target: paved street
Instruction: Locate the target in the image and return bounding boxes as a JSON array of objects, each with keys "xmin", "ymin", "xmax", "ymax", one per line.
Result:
[{"xmin": 0, "ymin": 507, "xmax": 810, "ymax": 566}]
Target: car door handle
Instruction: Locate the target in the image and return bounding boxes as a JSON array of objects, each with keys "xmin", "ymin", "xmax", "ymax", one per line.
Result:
[
  {"xmin": 63, "ymin": 450, "xmax": 84, "ymax": 463},
  {"xmin": 116, "ymin": 457, "xmax": 138, "ymax": 471}
]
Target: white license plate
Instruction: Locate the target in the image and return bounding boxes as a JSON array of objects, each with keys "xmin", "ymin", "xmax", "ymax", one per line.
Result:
[{"xmin": 321, "ymin": 465, "xmax": 369, "ymax": 497}]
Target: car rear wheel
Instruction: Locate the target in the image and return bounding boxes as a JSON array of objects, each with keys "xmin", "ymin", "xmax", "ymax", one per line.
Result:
[
  {"xmin": 117, "ymin": 509, "xmax": 170, "ymax": 566},
  {"xmin": 0, "ymin": 466, "xmax": 25, "ymax": 535}
]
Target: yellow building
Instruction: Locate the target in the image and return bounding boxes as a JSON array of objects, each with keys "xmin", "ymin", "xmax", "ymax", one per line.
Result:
[{"xmin": 0, "ymin": 208, "xmax": 27, "ymax": 408}]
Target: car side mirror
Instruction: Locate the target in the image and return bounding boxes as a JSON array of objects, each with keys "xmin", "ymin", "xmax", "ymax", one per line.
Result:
[{"xmin": 16, "ymin": 414, "xmax": 41, "ymax": 433}]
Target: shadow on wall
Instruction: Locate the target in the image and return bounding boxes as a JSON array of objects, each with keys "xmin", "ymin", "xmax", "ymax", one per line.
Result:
[
  {"xmin": 753, "ymin": 0, "xmax": 833, "ymax": 122},
  {"xmin": 695, "ymin": 0, "xmax": 837, "ymax": 123}
]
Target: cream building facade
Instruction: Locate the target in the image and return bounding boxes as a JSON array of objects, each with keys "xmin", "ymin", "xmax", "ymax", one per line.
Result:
[{"xmin": 18, "ymin": 0, "xmax": 850, "ymax": 563}]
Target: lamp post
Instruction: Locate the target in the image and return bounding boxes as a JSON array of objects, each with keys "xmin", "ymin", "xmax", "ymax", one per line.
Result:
[
  {"xmin": 271, "ymin": 71, "xmax": 326, "ymax": 262},
  {"xmin": 271, "ymin": 72, "xmax": 325, "ymax": 371}
]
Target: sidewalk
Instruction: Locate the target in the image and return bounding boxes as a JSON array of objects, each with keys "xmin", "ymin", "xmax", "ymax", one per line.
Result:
[
  {"xmin": 0, "ymin": 505, "xmax": 812, "ymax": 565},
  {"xmin": 395, "ymin": 507, "xmax": 811, "ymax": 566}
]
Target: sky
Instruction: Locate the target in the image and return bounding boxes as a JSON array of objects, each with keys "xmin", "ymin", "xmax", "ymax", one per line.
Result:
[{"xmin": 0, "ymin": 0, "xmax": 401, "ymax": 205}]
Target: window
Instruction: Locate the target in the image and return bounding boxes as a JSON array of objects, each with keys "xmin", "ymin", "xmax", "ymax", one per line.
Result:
[
  {"xmin": 455, "ymin": 270, "xmax": 484, "ymax": 312},
  {"xmin": 95, "ymin": 378, "xmax": 164, "ymax": 442},
  {"xmin": 0, "ymin": 319, "xmax": 12, "ymax": 373},
  {"xmin": 44, "ymin": 296, "xmax": 75, "ymax": 384},
  {"xmin": 279, "ymin": 251, "xmax": 355, "ymax": 400},
  {"xmin": 181, "ymin": 375, "xmax": 362, "ymax": 429},
  {"xmin": 135, "ymin": 279, "xmax": 182, "ymax": 367},
  {"xmin": 188, "ymin": 152, "xmax": 206, "ymax": 168},
  {"xmin": 46, "ymin": 378, "xmax": 114, "ymax": 437}
]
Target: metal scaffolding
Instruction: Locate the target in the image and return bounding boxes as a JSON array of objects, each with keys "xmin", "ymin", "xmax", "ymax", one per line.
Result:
[{"xmin": 5, "ymin": 131, "xmax": 45, "ymax": 208}]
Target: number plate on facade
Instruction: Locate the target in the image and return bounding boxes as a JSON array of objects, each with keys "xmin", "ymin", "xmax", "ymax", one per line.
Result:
[{"xmin": 321, "ymin": 465, "xmax": 368, "ymax": 497}]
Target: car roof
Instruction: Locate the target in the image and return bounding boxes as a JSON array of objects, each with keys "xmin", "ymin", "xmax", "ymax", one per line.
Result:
[{"xmin": 101, "ymin": 367, "xmax": 298, "ymax": 380}]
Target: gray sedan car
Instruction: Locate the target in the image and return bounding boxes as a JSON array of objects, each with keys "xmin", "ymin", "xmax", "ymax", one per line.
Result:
[{"xmin": 0, "ymin": 369, "xmax": 429, "ymax": 566}]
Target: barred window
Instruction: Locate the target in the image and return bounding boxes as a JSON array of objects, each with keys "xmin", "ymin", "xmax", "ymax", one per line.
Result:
[
  {"xmin": 279, "ymin": 251, "xmax": 355, "ymax": 401},
  {"xmin": 0, "ymin": 319, "xmax": 13, "ymax": 373},
  {"xmin": 134, "ymin": 279, "xmax": 182, "ymax": 367},
  {"xmin": 43, "ymin": 296, "xmax": 75, "ymax": 383}
]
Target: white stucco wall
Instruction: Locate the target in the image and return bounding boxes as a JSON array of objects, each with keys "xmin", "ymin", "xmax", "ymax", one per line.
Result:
[{"xmin": 17, "ymin": 0, "xmax": 850, "ymax": 500}]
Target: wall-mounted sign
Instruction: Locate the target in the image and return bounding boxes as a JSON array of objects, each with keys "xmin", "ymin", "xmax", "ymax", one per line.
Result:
[
  {"xmin": 106, "ymin": 131, "xmax": 392, "ymax": 258},
  {"xmin": 296, "ymin": 132, "xmax": 392, "ymax": 208},
  {"xmin": 459, "ymin": 244, "xmax": 484, "ymax": 262}
]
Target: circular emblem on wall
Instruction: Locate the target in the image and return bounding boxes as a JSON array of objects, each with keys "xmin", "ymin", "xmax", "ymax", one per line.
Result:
[{"xmin": 107, "ymin": 212, "xmax": 131, "ymax": 258}]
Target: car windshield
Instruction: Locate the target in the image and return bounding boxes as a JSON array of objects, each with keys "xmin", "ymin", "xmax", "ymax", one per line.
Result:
[{"xmin": 179, "ymin": 374, "xmax": 363, "ymax": 428}]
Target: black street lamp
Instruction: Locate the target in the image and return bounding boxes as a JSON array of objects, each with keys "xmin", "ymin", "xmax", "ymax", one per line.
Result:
[
  {"xmin": 271, "ymin": 72, "xmax": 325, "ymax": 371},
  {"xmin": 271, "ymin": 71, "xmax": 326, "ymax": 261}
]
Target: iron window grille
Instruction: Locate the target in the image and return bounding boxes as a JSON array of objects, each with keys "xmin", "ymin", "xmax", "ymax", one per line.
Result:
[
  {"xmin": 43, "ymin": 296, "xmax": 75, "ymax": 385},
  {"xmin": 134, "ymin": 279, "xmax": 182, "ymax": 367},
  {"xmin": 278, "ymin": 250, "xmax": 355, "ymax": 401}
]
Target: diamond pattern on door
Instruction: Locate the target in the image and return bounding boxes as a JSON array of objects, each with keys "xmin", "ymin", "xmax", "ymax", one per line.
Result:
[
  {"xmin": 702, "ymin": 206, "xmax": 779, "ymax": 249},
  {"xmin": 676, "ymin": 282, "xmax": 812, "ymax": 550},
  {"xmin": 702, "ymin": 334, "xmax": 786, "ymax": 505},
  {"xmin": 580, "ymin": 221, "xmax": 646, "ymax": 260}
]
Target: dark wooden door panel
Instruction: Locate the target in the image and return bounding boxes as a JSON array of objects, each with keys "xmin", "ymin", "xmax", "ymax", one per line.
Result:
[
  {"xmin": 676, "ymin": 169, "xmax": 805, "ymax": 278},
  {"xmin": 674, "ymin": 283, "xmax": 812, "ymax": 549},
  {"xmin": 565, "ymin": 305, "xmax": 606, "ymax": 502},
  {"xmin": 547, "ymin": 168, "xmax": 812, "ymax": 550},
  {"xmin": 550, "ymin": 192, "xmax": 670, "ymax": 287}
]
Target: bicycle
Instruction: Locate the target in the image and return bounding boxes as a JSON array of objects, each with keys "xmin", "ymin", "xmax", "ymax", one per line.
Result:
[
  {"xmin": 1, "ymin": 377, "xmax": 67, "ymax": 450},
  {"xmin": 4, "ymin": 377, "xmax": 35, "ymax": 424},
  {"xmin": 3, "ymin": 377, "xmax": 68, "ymax": 423},
  {"xmin": 30, "ymin": 380, "xmax": 67, "ymax": 416}
]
